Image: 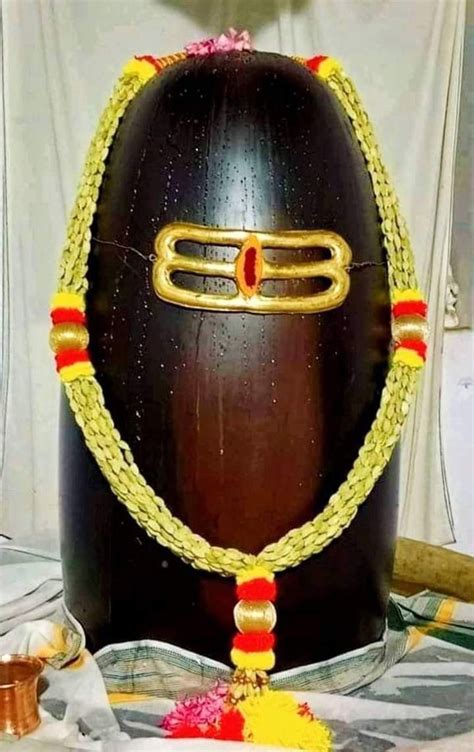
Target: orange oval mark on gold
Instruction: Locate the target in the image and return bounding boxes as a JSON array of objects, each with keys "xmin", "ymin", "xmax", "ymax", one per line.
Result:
[{"xmin": 236, "ymin": 235, "xmax": 263, "ymax": 298}]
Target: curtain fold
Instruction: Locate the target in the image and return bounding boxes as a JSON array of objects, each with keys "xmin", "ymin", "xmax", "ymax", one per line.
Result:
[
  {"xmin": 398, "ymin": 0, "xmax": 465, "ymax": 543},
  {"xmin": 0, "ymin": 0, "xmax": 466, "ymax": 546},
  {"xmin": 447, "ymin": 0, "xmax": 473, "ymax": 331}
]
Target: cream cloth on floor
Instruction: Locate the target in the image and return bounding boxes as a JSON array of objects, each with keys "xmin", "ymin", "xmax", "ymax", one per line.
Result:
[
  {"xmin": 2, "ymin": 549, "xmax": 474, "ymax": 751},
  {"xmin": 1, "ymin": 589, "xmax": 473, "ymax": 750}
]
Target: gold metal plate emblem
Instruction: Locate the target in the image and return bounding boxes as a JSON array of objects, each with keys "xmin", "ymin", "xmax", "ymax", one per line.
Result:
[{"xmin": 153, "ymin": 222, "xmax": 352, "ymax": 314}]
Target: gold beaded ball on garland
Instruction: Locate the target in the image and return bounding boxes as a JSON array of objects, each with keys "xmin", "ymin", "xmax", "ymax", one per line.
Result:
[{"xmin": 49, "ymin": 322, "xmax": 89, "ymax": 353}]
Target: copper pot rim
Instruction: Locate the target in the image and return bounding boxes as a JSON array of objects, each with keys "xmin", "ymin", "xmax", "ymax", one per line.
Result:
[{"xmin": 0, "ymin": 654, "xmax": 44, "ymax": 689}]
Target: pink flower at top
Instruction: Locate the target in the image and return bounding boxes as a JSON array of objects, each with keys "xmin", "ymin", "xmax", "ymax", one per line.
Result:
[
  {"xmin": 185, "ymin": 36, "xmax": 218, "ymax": 57},
  {"xmin": 161, "ymin": 681, "xmax": 228, "ymax": 731},
  {"xmin": 185, "ymin": 28, "xmax": 253, "ymax": 57}
]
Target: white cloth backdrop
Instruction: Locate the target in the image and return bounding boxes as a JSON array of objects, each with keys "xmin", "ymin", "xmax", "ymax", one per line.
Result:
[{"xmin": 0, "ymin": 0, "xmax": 466, "ymax": 547}]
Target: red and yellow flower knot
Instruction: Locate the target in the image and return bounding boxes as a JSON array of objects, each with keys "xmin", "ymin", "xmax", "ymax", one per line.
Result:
[
  {"xmin": 231, "ymin": 566, "xmax": 276, "ymax": 674},
  {"xmin": 306, "ymin": 55, "xmax": 342, "ymax": 79},
  {"xmin": 123, "ymin": 53, "xmax": 186, "ymax": 84},
  {"xmin": 123, "ymin": 55, "xmax": 162, "ymax": 83},
  {"xmin": 392, "ymin": 289, "xmax": 428, "ymax": 368},
  {"xmin": 50, "ymin": 293, "xmax": 94, "ymax": 382}
]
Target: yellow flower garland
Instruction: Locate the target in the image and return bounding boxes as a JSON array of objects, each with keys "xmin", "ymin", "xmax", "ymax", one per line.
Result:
[{"xmin": 51, "ymin": 51, "xmax": 426, "ymax": 578}]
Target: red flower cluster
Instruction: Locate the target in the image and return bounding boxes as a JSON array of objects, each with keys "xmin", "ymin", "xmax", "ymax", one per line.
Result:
[{"xmin": 168, "ymin": 708, "xmax": 245, "ymax": 741}]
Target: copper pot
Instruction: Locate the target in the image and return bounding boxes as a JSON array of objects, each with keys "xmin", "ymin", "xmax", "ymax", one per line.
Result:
[{"xmin": 0, "ymin": 654, "xmax": 43, "ymax": 738}]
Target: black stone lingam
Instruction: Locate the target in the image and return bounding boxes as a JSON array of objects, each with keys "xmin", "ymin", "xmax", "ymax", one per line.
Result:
[{"xmin": 60, "ymin": 51, "xmax": 398, "ymax": 668}]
